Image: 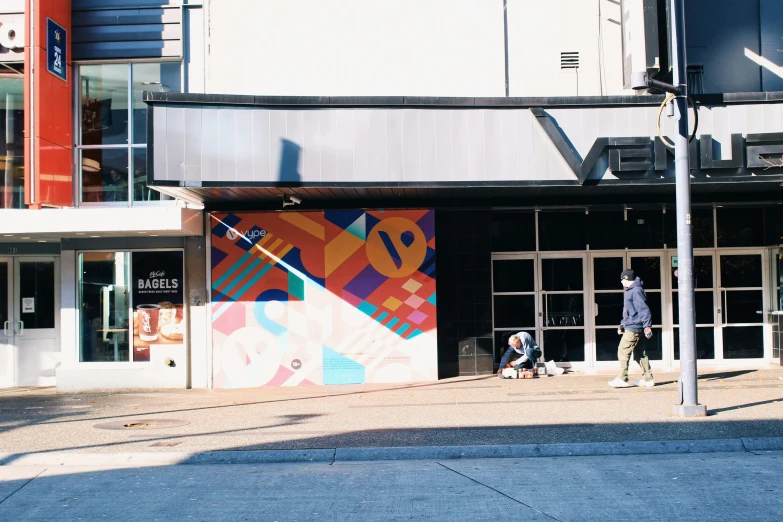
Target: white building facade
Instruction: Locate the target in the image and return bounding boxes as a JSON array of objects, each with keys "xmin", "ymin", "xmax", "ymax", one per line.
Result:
[{"xmin": 1, "ymin": 0, "xmax": 782, "ymax": 391}]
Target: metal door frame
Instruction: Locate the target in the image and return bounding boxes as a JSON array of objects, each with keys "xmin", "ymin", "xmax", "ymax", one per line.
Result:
[
  {"xmin": 490, "ymin": 253, "xmax": 540, "ymax": 368},
  {"xmin": 537, "ymin": 252, "xmax": 589, "ymax": 369},
  {"xmin": 12, "ymin": 256, "xmax": 60, "ymax": 387},
  {"xmin": 0, "ymin": 257, "xmax": 15, "ymax": 387},
  {"xmin": 588, "ymin": 251, "xmax": 626, "ymax": 369},
  {"xmin": 589, "ymin": 251, "xmax": 667, "ymax": 369},
  {"xmin": 664, "ymin": 249, "xmax": 718, "ymax": 368},
  {"xmin": 664, "ymin": 248, "xmax": 770, "ymax": 367},
  {"xmin": 716, "ymin": 249, "xmax": 769, "ymax": 362}
]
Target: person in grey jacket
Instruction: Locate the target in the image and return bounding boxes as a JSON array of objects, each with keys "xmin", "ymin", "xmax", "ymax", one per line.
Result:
[
  {"xmin": 608, "ymin": 269, "xmax": 655, "ymax": 388},
  {"xmin": 497, "ymin": 331, "xmax": 542, "ymax": 375}
]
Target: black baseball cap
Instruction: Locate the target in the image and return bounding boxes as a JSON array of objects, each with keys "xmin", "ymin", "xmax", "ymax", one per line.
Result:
[{"xmin": 620, "ymin": 269, "xmax": 635, "ymax": 281}]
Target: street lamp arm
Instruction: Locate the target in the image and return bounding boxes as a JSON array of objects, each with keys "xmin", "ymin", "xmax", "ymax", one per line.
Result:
[{"xmin": 646, "ymin": 78, "xmax": 682, "ymax": 95}]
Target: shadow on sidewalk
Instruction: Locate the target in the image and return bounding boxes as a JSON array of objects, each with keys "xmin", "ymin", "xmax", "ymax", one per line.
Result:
[
  {"xmin": 707, "ymin": 397, "xmax": 783, "ymax": 414},
  {"xmin": 0, "ymin": 375, "xmax": 499, "ymax": 430},
  {"xmin": 1, "ymin": 415, "xmax": 783, "ymax": 468}
]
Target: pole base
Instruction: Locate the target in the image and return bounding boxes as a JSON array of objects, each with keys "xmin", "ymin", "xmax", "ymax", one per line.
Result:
[{"xmin": 673, "ymin": 404, "xmax": 708, "ymax": 417}]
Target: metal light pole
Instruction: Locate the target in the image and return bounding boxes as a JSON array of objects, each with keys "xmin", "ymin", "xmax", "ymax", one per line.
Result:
[
  {"xmin": 670, "ymin": 0, "xmax": 707, "ymax": 417},
  {"xmin": 632, "ymin": 1, "xmax": 707, "ymax": 416}
]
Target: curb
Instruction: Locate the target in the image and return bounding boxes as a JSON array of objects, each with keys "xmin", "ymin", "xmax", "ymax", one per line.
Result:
[{"xmin": 2, "ymin": 437, "xmax": 782, "ymax": 467}]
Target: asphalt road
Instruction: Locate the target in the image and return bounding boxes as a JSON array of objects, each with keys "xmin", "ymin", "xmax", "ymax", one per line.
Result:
[{"xmin": 0, "ymin": 451, "xmax": 781, "ymax": 521}]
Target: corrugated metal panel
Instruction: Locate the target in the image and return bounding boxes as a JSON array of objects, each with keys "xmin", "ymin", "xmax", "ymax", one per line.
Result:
[
  {"xmin": 72, "ymin": 2, "xmax": 182, "ymax": 60},
  {"xmin": 149, "ymin": 103, "xmax": 783, "ymax": 186}
]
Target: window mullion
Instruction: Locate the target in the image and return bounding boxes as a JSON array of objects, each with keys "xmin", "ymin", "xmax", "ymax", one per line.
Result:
[{"xmin": 127, "ymin": 63, "xmax": 133, "ymax": 205}]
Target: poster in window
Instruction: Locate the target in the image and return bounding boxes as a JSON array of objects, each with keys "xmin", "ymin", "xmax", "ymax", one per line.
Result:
[{"xmin": 131, "ymin": 251, "xmax": 184, "ymax": 362}]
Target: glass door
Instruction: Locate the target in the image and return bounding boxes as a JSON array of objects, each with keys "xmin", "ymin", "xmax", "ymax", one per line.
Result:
[
  {"xmin": 718, "ymin": 252, "xmax": 766, "ymax": 360},
  {"xmin": 14, "ymin": 257, "xmax": 59, "ymax": 386},
  {"xmin": 628, "ymin": 254, "xmax": 664, "ymax": 362},
  {"xmin": 591, "ymin": 253, "xmax": 626, "ymax": 365},
  {"xmin": 539, "ymin": 254, "xmax": 587, "ymax": 366},
  {"xmin": 491, "ymin": 254, "xmax": 539, "ymax": 369},
  {"xmin": 670, "ymin": 253, "xmax": 717, "ymax": 364},
  {"xmin": 0, "ymin": 258, "xmax": 13, "ymax": 387},
  {"xmin": 592, "ymin": 252, "xmax": 664, "ymax": 367}
]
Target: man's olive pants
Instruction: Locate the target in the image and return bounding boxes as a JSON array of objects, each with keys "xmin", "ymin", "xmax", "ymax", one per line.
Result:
[{"xmin": 616, "ymin": 330, "xmax": 653, "ymax": 382}]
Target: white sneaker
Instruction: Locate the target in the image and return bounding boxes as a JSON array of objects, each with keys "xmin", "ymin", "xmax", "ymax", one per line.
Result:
[
  {"xmin": 633, "ymin": 379, "xmax": 655, "ymax": 388},
  {"xmin": 608, "ymin": 378, "xmax": 632, "ymax": 388}
]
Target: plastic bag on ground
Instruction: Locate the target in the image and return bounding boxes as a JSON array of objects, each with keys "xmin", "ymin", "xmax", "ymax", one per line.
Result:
[{"xmin": 545, "ymin": 360, "xmax": 565, "ymax": 376}]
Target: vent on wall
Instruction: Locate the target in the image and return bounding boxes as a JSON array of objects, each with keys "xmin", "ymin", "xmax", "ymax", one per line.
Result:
[{"xmin": 560, "ymin": 51, "xmax": 580, "ymax": 69}]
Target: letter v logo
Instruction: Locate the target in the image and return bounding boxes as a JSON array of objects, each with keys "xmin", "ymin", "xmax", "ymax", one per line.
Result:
[{"xmin": 531, "ymin": 108, "xmax": 650, "ymax": 184}]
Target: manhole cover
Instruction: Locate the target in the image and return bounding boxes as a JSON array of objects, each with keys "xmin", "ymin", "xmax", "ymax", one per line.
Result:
[{"xmin": 94, "ymin": 419, "xmax": 190, "ymax": 431}]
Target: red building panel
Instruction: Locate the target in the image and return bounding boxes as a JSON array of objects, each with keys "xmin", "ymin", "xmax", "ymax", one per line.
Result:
[{"xmin": 24, "ymin": 0, "xmax": 73, "ymax": 208}]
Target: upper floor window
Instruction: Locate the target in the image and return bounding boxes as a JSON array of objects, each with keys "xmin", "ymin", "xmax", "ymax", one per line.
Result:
[
  {"xmin": 77, "ymin": 62, "xmax": 181, "ymax": 205},
  {"xmin": 0, "ymin": 75, "xmax": 24, "ymax": 209}
]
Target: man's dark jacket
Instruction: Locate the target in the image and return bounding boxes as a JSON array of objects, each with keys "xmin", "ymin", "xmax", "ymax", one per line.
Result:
[{"xmin": 622, "ymin": 277, "xmax": 652, "ymax": 331}]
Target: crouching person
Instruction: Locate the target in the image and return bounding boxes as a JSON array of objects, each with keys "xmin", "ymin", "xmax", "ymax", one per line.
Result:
[{"xmin": 497, "ymin": 332, "xmax": 542, "ymax": 376}]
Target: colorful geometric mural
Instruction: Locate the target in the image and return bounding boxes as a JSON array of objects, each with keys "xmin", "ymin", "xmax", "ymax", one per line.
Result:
[{"xmin": 210, "ymin": 210, "xmax": 437, "ymax": 388}]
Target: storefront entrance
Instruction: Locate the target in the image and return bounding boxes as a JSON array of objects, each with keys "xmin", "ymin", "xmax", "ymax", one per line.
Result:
[
  {"xmin": 0, "ymin": 256, "xmax": 59, "ymax": 387},
  {"xmin": 592, "ymin": 252, "xmax": 664, "ymax": 368},
  {"xmin": 492, "ymin": 249, "xmax": 770, "ymax": 371},
  {"xmin": 492, "ymin": 253, "xmax": 587, "ymax": 368},
  {"xmin": 669, "ymin": 250, "xmax": 767, "ymax": 365}
]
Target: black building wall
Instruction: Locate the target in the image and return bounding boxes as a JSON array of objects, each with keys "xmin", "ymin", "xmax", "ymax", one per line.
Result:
[
  {"xmin": 434, "ymin": 203, "xmax": 783, "ymax": 377},
  {"xmin": 435, "ymin": 210, "xmax": 493, "ymax": 377}
]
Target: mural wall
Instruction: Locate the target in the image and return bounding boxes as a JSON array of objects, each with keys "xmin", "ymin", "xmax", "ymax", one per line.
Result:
[{"xmin": 210, "ymin": 210, "xmax": 437, "ymax": 388}]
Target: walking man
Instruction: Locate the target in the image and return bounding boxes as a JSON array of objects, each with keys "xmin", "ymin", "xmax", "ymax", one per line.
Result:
[
  {"xmin": 608, "ymin": 269, "xmax": 655, "ymax": 388},
  {"xmin": 497, "ymin": 331, "xmax": 542, "ymax": 376}
]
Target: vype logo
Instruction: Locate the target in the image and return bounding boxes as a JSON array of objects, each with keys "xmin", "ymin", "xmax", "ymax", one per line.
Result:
[{"xmin": 226, "ymin": 228, "xmax": 268, "ymax": 241}]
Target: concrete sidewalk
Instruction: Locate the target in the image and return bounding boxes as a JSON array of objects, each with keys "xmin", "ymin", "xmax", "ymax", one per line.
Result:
[{"xmin": 0, "ymin": 369, "xmax": 781, "ymax": 462}]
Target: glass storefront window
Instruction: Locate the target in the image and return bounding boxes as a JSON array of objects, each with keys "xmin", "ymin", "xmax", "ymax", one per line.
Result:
[
  {"xmin": 777, "ymin": 249, "xmax": 783, "ymax": 311},
  {"xmin": 80, "ymin": 64, "xmax": 129, "ymax": 146},
  {"xmin": 665, "ymin": 208, "xmax": 714, "ymax": 248},
  {"xmin": 77, "ymin": 63, "xmax": 177, "ymax": 205},
  {"xmin": 538, "ymin": 211, "xmax": 587, "ymax": 251},
  {"xmin": 626, "ymin": 209, "xmax": 664, "ymax": 250},
  {"xmin": 79, "ymin": 252, "xmax": 131, "ymax": 362},
  {"xmin": 490, "ymin": 212, "xmax": 536, "ymax": 252},
  {"xmin": 133, "ymin": 148, "xmax": 167, "ymax": 202},
  {"xmin": 132, "ymin": 63, "xmax": 181, "ymax": 144},
  {"xmin": 717, "ymin": 207, "xmax": 764, "ymax": 247},
  {"xmin": 0, "ymin": 77, "xmax": 25, "ymax": 209},
  {"xmin": 81, "ymin": 149, "xmax": 129, "ymax": 203},
  {"xmin": 587, "ymin": 211, "xmax": 625, "ymax": 250}
]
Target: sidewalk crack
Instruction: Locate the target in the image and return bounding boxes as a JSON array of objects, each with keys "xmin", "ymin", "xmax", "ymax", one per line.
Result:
[
  {"xmin": 437, "ymin": 462, "xmax": 562, "ymax": 521},
  {"xmin": 0, "ymin": 468, "xmax": 47, "ymax": 506},
  {"xmin": 739, "ymin": 439, "xmax": 765, "ymax": 456}
]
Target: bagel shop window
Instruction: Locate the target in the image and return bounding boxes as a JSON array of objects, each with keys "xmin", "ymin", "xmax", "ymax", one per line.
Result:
[
  {"xmin": 78, "ymin": 250, "xmax": 185, "ymax": 363},
  {"xmin": 76, "ymin": 62, "xmax": 181, "ymax": 206}
]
